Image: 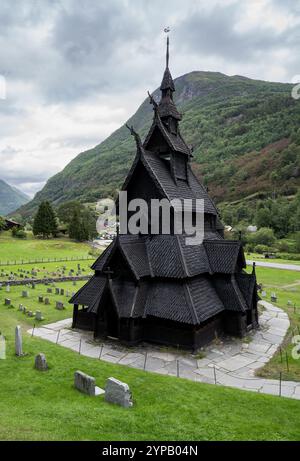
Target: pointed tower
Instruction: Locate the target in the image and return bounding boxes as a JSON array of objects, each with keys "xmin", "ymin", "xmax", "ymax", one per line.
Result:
[{"xmin": 70, "ymin": 37, "xmax": 259, "ymax": 349}]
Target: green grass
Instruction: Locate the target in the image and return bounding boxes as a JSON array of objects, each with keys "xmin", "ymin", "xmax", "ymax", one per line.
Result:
[
  {"xmin": 0, "ymin": 232, "xmax": 96, "ymax": 262},
  {"xmin": 0, "ymin": 281, "xmax": 86, "ymax": 326},
  {"xmin": 1, "ymin": 304, "xmax": 300, "ymax": 441},
  {"xmin": 247, "ymin": 266, "xmax": 300, "ymax": 381},
  {"xmin": 0, "ymin": 236, "xmax": 300, "ymax": 440},
  {"xmin": 246, "ymin": 253, "xmax": 300, "ymax": 265}
]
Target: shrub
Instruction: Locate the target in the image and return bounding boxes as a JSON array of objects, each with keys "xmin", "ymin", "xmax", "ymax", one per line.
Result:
[
  {"xmin": 12, "ymin": 228, "xmax": 27, "ymax": 239},
  {"xmin": 254, "ymin": 244, "xmax": 269, "ymax": 254}
]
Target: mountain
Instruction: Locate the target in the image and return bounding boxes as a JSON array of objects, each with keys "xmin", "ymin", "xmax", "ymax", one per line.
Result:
[
  {"xmin": 0, "ymin": 179, "xmax": 30, "ymax": 216},
  {"xmin": 18, "ymin": 71, "xmax": 300, "ymax": 217}
]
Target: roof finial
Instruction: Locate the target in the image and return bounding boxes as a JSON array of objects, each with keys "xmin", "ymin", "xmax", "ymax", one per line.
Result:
[
  {"xmin": 164, "ymin": 27, "xmax": 170, "ymax": 68},
  {"xmin": 125, "ymin": 124, "xmax": 142, "ymax": 151}
]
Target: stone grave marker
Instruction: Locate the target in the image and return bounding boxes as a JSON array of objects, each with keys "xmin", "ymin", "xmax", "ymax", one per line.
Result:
[
  {"xmin": 4, "ymin": 298, "xmax": 11, "ymax": 306},
  {"xmin": 105, "ymin": 377, "xmax": 133, "ymax": 408},
  {"xmin": 44, "ymin": 297, "xmax": 50, "ymax": 305},
  {"xmin": 74, "ymin": 370, "xmax": 104, "ymax": 396},
  {"xmin": 38, "ymin": 296, "xmax": 43, "ymax": 303},
  {"xmin": 15, "ymin": 325, "xmax": 23, "ymax": 356},
  {"xmin": 6, "ymin": 285, "xmax": 10, "ymax": 292},
  {"xmin": 56, "ymin": 301, "xmax": 64, "ymax": 310},
  {"xmin": 22, "ymin": 290, "xmax": 29, "ymax": 298},
  {"xmin": 35, "ymin": 311, "xmax": 44, "ymax": 321},
  {"xmin": 60, "ymin": 288, "xmax": 64, "ymax": 296},
  {"xmin": 47, "ymin": 288, "xmax": 52, "ymax": 293},
  {"xmin": 34, "ymin": 353, "xmax": 48, "ymax": 371},
  {"xmin": 55, "ymin": 288, "xmax": 60, "ymax": 295}
]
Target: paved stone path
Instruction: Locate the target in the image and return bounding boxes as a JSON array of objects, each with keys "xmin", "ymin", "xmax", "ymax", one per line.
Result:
[
  {"xmin": 28, "ymin": 301, "xmax": 300, "ymax": 400},
  {"xmin": 246, "ymin": 260, "xmax": 300, "ymax": 272}
]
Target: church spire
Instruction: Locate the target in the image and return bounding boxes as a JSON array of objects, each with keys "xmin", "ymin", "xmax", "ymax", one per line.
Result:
[{"xmin": 158, "ymin": 35, "xmax": 181, "ymax": 123}]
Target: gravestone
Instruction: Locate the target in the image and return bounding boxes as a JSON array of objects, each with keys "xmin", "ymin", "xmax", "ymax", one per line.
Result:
[
  {"xmin": 44, "ymin": 297, "xmax": 50, "ymax": 305},
  {"xmin": 35, "ymin": 311, "xmax": 43, "ymax": 321},
  {"xmin": 74, "ymin": 370, "xmax": 104, "ymax": 396},
  {"xmin": 6, "ymin": 285, "xmax": 10, "ymax": 292},
  {"xmin": 38, "ymin": 296, "xmax": 43, "ymax": 303},
  {"xmin": 4, "ymin": 298, "xmax": 11, "ymax": 306},
  {"xmin": 105, "ymin": 377, "xmax": 133, "ymax": 408},
  {"xmin": 56, "ymin": 301, "xmax": 64, "ymax": 310},
  {"xmin": 22, "ymin": 290, "xmax": 29, "ymax": 298},
  {"xmin": 18, "ymin": 304, "xmax": 23, "ymax": 311},
  {"xmin": 34, "ymin": 353, "xmax": 48, "ymax": 371},
  {"xmin": 47, "ymin": 288, "xmax": 52, "ymax": 293},
  {"xmin": 60, "ymin": 288, "xmax": 64, "ymax": 296},
  {"xmin": 55, "ymin": 288, "xmax": 60, "ymax": 295},
  {"xmin": 271, "ymin": 292, "xmax": 277, "ymax": 302},
  {"xmin": 15, "ymin": 325, "xmax": 23, "ymax": 356},
  {"xmin": 0, "ymin": 333, "xmax": 6, "ymax": 359},
  {"xmin": 261, "ymin": 291, "xmax": 266, "ymax": 297},
  {"xmin": 27, "ymin": 310, "xmax": 34, "ymax": 317}
]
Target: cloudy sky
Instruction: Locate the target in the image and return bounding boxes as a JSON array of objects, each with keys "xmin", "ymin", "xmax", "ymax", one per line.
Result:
[{"xmin": 0, "ymin": 0, "xmax": 299, "ymax": 197}]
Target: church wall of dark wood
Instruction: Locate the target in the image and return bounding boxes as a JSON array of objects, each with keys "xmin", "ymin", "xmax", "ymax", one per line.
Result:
[{"xmin": 193, "ymin": 315, "xmax": 224, "ymax": 349}]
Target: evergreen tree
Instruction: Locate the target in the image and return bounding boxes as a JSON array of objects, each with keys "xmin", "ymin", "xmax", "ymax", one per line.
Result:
[
  {"xmin": 33, "ymin": 201, "xmax": 58, "ymax": 238},
  {"xmin": 69, "ymin": 209, "xmax": 89, "ymax": 242}
]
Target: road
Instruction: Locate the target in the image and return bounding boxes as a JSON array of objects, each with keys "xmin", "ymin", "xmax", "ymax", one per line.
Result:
[{"xmin": 246, "ymin": 260, "xmax": 300, "ymax": 272}]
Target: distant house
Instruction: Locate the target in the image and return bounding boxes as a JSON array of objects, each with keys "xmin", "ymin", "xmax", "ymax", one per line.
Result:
[{"xmin": 3, "ymin": 218, "xmax": 21, "ymax": 230}]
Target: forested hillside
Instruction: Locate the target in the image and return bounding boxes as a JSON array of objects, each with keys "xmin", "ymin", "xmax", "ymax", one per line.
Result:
[{"xmin": 18, "ymin": 71, "xmax": 300, "ymax": 218}]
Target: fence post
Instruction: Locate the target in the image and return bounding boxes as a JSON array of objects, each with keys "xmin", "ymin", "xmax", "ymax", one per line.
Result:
[
  {"xmin": 31, "ymin": 323, "xmax": 35, "ymax": 337},
  {"xmin": 279, "ymin": 372, "xmax": 282, "ymax": 397},
  {"xmin": 79, "ymin": 338, "xmax": 82, "ymax": 355},
  {"xmin": 213, "ymin": 365, "xmax": 217, "ymax": 384},
  {"xmin": 280, "ymin": 347, "xmax": 283, "ymax": 363},
  {"xmin": 56, "ymin": 330, "xmax": 60, "ymax": 344},
  {"xmin": 144, "ymin": 352, "xmax": 147, "ymax": 370},
  {"xmin": 285, "ymin": 352, "xmax": 289, "ymax": 372},
  {"xmin": 99, "ymin": 344, "xmax": 103, "ymax": 359},
  {"xmin": 177, "ymin": 360, "xmax": 179, "ymax": 378}
]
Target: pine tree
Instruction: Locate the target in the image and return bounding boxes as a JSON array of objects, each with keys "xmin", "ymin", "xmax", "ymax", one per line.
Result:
[
  {"xmin": 69, "ymin": 209, "xmax": 89, "ymax": 242},
  {"xmin": 33, "ymin": 201, "xmax": 58, "ymax": 239}
]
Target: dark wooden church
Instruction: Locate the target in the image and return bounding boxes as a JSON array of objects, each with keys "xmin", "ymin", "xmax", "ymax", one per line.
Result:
[{"xmin": 70, "ymin": 39, "xmax": 258, "ymax": 350}]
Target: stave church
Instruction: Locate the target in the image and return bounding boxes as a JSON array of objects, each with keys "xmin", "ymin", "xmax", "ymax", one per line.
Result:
[{"xmin": 70, "ymin": 38, "xmax": 258, "ymax": 350}]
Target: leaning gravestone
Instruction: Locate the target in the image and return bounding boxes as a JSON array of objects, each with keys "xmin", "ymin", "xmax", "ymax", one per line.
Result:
[
  {"xmin": 15, "ymin": 325, "xmax": 23, "ymax": 356},
  {"xmin": 74, "ymin": 371, "xmax": 104, "ymax": 396},
  {"xmin": 34, "ymin": 353, "xmax": 48, "ymax": 371},
  {"xmin": 105, "ymin": 377, "xmax": 133, "ymax": 408}
]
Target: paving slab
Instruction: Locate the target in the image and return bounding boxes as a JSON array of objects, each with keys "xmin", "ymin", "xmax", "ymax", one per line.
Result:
[{"xmin": 27, "ymin": 301, "xmax": 300, "ymax": 400}]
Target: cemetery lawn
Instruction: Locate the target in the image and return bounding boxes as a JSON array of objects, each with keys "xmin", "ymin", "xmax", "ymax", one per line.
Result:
[
  {"xmin": 247, "ymin": 266, "xmax": 300, "ymax": 381},
  {"xmin": 0, "ymin": 231, "xmax": 98, "ymax": 262},
  {"xmin": 1, "ymin": 308, "xmax": 300, "ymax": 441}
]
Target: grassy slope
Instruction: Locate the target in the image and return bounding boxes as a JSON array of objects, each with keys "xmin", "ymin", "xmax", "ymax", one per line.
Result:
[
  {"xmin": 250, "ymin": 266, "xmax": 300, "ymax": 381},
  {"xmin": 0, "ymin": 232, "xmax": 93, "ymax": 261},
  {"xmin": 17, "ymin": 72, "xmax": 300, "ymax": 217},
  {"xmin": 0, "ymin": 235, "xmax": 300, "ymax": 441},
  {"xmin": 1, "ymin": 301, "xmax": 300, "ymax": 441}
]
